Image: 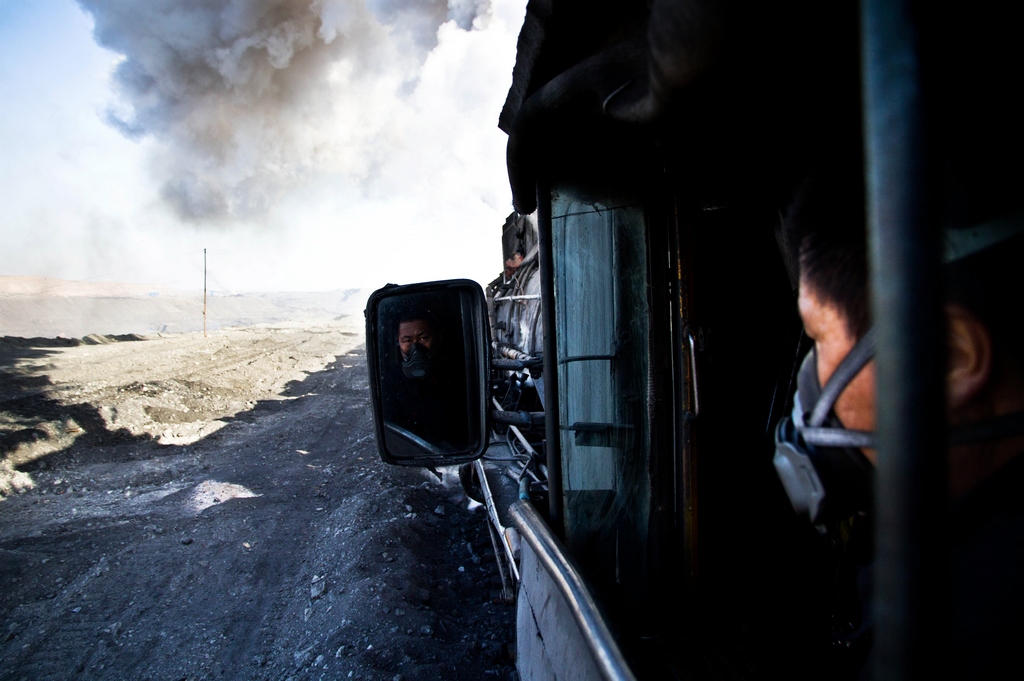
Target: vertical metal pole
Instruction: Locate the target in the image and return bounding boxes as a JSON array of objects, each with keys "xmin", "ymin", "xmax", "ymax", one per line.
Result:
[
  {"xmin": 862, "ymin": 1, "xmax": 948, "ymax": 678},
  {"xmin": 203, "ymin": 248, "xmax": 207, "ymax": 338},
  {"xmin": 537, "ymin": 182, "xmax": 563, "ymax": 535}
]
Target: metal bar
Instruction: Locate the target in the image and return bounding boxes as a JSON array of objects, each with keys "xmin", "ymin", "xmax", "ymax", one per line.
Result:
[
  {"xmin": 492, "ymin": 358, "xmax": 543, "ymax": 371},
  {"xmin": 510, "ymin": 500, "xmax": 637, "ymax": 681},
  {"xmin": 862, "ymin": 1, "xmax": 949, "ymax": 678},
  {"xmin": 682, "ymin": 327, "xmax": 700, "ymax": 421},
  {"xmin": 492, "ymin": 409, "xmax": 544, "ymax": 428},
  {"xmin": 493, "ymin": 343, "xmax": 537, "ymax": 363},
  {"xmin": 537, "ymin": 182, "xmax": 564, "ymax": 534},
  {"xmin": 493, "ymin": 294, "xmax": 542, "ymax": 302},
  {"xmin": 474, "ymin": 458, "xmax": 521, "ymax": 583},
  {"xmin": 486, "ymin": 515, "xmax": 514, "ymax": 603},
  {"xmin": 492, "ymin": 397, "xmax": 542, "ymax": 459},
  {"xmin": 558, "ymin": 354, "xmax": 616, "ymax": 365},
  {"xmin": 669, "ymin": 192, "xmax": 699, "ymax": 606}
]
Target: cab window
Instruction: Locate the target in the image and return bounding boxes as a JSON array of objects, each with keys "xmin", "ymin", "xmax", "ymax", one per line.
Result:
[{"xmin": 552, "ymin": 192, "xmax": 651, "ymax": 621}]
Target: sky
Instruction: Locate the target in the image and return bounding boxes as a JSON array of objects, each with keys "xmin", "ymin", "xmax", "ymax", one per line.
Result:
[{"xmin": 0, "ymin": 0, "xmax": 525, "ymax": 293}]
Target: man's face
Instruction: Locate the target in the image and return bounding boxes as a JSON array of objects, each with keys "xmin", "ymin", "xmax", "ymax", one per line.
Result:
[
  {"xmin": 398, "ymin": 319, "xmax": 434, "ymax": 358},
  {"xmin": 798, "ymin": 278, "xmax": 878, "ymax": 463}
]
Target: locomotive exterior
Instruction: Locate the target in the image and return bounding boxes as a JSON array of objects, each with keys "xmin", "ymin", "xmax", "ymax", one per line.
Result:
[{"xmin": 367, "ymin": 0, "xmax": 1024, "ymax": 678}]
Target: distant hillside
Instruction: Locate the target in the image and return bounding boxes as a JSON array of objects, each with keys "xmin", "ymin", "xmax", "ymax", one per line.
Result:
[{"xmin": 0, "ymin": 276, "xmax": 370, "ymax": 338}]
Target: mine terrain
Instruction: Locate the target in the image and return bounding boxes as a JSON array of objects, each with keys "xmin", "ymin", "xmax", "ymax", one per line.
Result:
[{"xmin": 0, "ymin": 316, "xmax": 514, "ymax": 680}]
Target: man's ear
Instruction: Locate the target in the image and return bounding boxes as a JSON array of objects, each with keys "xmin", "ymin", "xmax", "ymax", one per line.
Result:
[{"xmin": 947, "ymin": 304, "xmax": 993, "ymax": 409}]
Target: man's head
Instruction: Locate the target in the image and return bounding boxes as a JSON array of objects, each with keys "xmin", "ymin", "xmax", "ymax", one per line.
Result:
[
  {"xmin": 395, "ymin": 311, "xmax": 441, "ymax": 381},
  {"xmin": 787, "ymin": 173, "xmax": 1024, "ymax": 496},
  {"xmin": 784, "ymin": 170, "xmax": 877, "ymax": 466},
  {"xmin": 397, "ymin": 318, "xmax": 435, "ymax": 359}
]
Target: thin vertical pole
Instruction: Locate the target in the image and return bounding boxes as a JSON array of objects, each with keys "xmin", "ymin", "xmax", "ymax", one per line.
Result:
[
  {"xmin": 537, "ymin": 182, "xmax": 563, "ymax": 536},
  {"xmin": 203, "ymin": 248, "xmax": 207, "ymax": 338},
  {"xmin": 862, "ymin": 1, "xmax": 948, "ymax": 678}
]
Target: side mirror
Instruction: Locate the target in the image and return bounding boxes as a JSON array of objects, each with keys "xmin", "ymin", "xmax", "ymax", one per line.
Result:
[{"xmin": 365, "ymin": 279, "xmax": 490, "ymax": 466}]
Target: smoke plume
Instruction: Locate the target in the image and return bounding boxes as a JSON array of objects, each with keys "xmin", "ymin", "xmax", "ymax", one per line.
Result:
[{"xmin": 77, "ymin": 0, "xmax": 493, "ymax": 221}]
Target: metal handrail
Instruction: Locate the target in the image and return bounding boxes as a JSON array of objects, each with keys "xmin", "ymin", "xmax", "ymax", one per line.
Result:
[
  {"xmin": 494, "ymin": 294, "xmax": 542, "ymax": 302},
  {"xmin": 510, "ymin": 500, "xmax": 637, "ymax": 681}
]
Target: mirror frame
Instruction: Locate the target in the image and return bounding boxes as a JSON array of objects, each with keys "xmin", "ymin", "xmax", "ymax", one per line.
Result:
[{"xmin": 365, "ymin": 278, "xmax": 491, "ymax": 467}]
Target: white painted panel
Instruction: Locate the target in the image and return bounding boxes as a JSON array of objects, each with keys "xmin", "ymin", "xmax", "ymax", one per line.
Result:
[{"xmin": 516, "ymin": 540, "xmax": 604, "ymax": 681}]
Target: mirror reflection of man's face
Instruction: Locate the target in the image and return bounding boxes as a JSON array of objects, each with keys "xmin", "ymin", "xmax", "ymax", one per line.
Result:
[{"xmin": 398, "ymin": 319, "xmax": 434, "ymax": 358}]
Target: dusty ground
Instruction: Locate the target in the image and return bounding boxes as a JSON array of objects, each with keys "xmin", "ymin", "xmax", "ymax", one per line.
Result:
[
  {"xmin": 0, "ymin": 319, "xmax": 515, "ymax": 680},
  {"xmin": 0, "ymin": 276, "xmax": 371, "ymax": 338}
]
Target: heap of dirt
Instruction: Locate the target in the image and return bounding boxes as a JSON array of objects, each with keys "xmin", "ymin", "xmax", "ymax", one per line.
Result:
[
  {"xmin": 0, "ymin": 323, "xmax": 515, "ymax": 680},
  {"xmin": 0, "ymin": 323, "xmax": 360, "ymax": 494}
]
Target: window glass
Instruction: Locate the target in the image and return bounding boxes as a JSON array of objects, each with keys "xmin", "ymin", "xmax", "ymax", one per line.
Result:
[{"xmin": 552, "ymin": 193, "xmax": 651, "ymax": 609}]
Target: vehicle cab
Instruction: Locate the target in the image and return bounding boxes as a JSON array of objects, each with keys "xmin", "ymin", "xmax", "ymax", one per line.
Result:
[{"xmin": 365, "ymin": 1, "xmax": 1024, "ymax": 678}]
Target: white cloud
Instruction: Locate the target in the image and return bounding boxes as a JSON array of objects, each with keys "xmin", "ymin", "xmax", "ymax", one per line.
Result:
[
  {"xmin": 0, "ymin": 0, "xmax": 526, "ymax": 292},
  {"xmin": 75, "ymin": 0, "xmax": 498, "ymax": 222}
]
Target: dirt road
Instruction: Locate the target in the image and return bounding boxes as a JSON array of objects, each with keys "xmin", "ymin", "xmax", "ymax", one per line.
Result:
[{"xmin": 0, "ymin": 321, "xmax": 514, "ymax": 680}]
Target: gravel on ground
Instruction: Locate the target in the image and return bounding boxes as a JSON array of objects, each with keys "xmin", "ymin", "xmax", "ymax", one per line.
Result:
[{"xmin": 0, "ymin": 321, "xmax": 515, "ymax": 680}]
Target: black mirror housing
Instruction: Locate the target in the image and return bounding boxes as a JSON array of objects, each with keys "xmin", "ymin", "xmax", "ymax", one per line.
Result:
[{"xmin": 365, "ymin": 279, "xmax": 490, "ymax": 467}]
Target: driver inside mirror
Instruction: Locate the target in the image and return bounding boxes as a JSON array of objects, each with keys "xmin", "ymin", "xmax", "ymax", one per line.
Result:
[
  {"xmin": 378, "ymin": 294, "xmax": 471, "ymax": 456},
  {"xmin": 397, "ymin": 317, "xmax": 437, "ymax": 380}
]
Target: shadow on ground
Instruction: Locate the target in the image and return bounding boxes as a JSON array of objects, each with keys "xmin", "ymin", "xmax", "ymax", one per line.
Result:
[{"xmin": 0, "ymin": 334, "xmax": 516, "ymax": 680}]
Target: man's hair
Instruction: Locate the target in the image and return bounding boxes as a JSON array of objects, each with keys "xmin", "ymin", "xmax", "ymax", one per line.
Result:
[
  {"xmin": 788, "ymin": 168, "xmax": 871, "ymax": 340},
  {"xmin": 394, "ymin": 308, "xmax": 438, "ymax": 339},
  {"xmin": 396, "ymin": 310, "xmax": 435, "ymax": 327},
  {"xmin": 789, "ymin": 170, "xmax": 1024, "ymax": 370}
]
